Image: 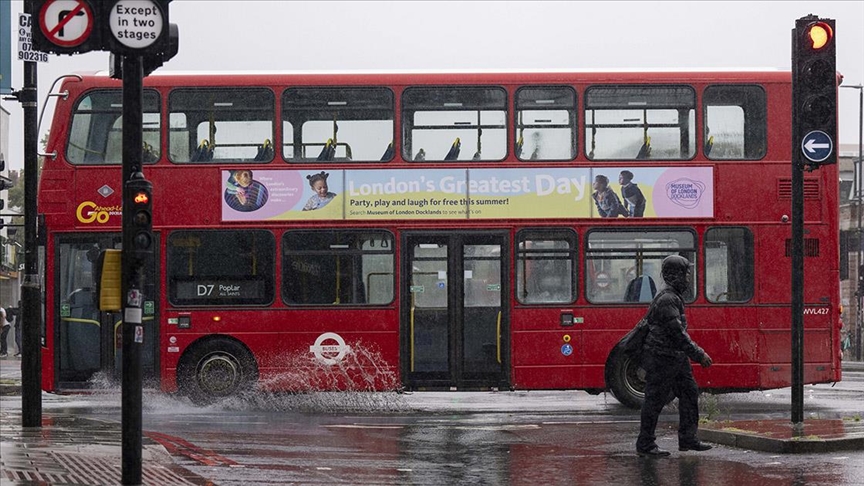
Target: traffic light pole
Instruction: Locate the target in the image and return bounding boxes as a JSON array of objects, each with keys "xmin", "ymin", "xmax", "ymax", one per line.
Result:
[
  {"xmin": 120, "ymin": 54, "xmax": 144, "ymax": 486},
  {"xmin": 790, "ymin": 23, "xmax": 805, "ymax": 429},
  {"xmin": 20, "ymin": 58, "xmax": 42, "ymax": 429}
]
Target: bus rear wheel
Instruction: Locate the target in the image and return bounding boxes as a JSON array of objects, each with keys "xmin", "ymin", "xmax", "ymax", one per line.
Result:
[
  {"xmin": 606, "ymin": 347, "xmax": 647, "ymax": 410},
  {"xmin": 177, "ymin": 337, "xmax": 258, "ymax": 405}
]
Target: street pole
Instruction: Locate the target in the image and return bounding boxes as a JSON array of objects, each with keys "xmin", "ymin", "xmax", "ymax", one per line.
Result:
[
  {"xmin": 842, "ymin": 84, "xmax": 864, "ymax": 362},
  {"xmin": 20, "ymin": 59, "xmax": 42, "ymax": 428},
  {"xmin": 859, "ymin": 86, "xmax": 864, "ymax": 362},
  {"xmin": 120, "ymin": 54, "xmax": 144, "ymax": 486},
  {"xmin": 790, "ymin": 25, "xmax": 805, "ymax": 427}
]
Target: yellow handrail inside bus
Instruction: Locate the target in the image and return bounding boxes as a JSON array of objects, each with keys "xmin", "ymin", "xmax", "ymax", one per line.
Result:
[
  {"xmin": 334, "ymin": 256, "xmax": 341, "ymax": 304},
  {"xmin": 60, "ymin": 317, "xmax": 100, "ymax": 327},
  {"xmin": 410, "ymin": 294, "xmax": 416, "ymax": 373},
  {"xmin": 496, "ymin": 310, "xmax": 502, "ymax": 364},
  {"xmin": 209, "ymin": 110, "xmax": 216, "ymax": 147}
]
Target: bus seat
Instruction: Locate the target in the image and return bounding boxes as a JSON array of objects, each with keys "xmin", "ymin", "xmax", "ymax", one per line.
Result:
[
  {"xmin": 704, "ymin": 135, "xmax": 715, "ymax": 157},
  {"xmin": 636, "ymin": 137, "xmax": 651, "ymax": 159},
  {"xmin": 414, "ymin": 148, "xmax": 426, "ymax": 161},
  {"xmin": 624, "ymin": 275, "xmax": 656, "ymax": 302},
  {"xmin": 190, "ymin": 139, "xmax": 214, "ymax": 162},
  {"xmin": 254, "ymin": 139, "xmax": 274, "ymax": 161},
  {"xmin": 317, "ymin": 139, "xmax": 335, "ymax": 161},
  {"xmin": 444, "ymin": 137, "xmax": 461, "ymax": 161},
  {"xmin": 380, "ymin": 142, "xmax": 395, "ymax": 161}
]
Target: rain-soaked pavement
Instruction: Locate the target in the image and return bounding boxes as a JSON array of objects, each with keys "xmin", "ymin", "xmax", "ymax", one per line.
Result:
[{"xmin": 2, "ymin": 358, "xmax": 864, "ymax": 485}]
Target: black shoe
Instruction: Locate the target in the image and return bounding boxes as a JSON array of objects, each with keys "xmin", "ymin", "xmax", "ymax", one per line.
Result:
[
  {"xmin": 637, "ymin": 447, "xmax": 671, "ymax": 457},
  {"xmin": 679, "ymin": 442, "xmax": 713, "ymax": 452}
]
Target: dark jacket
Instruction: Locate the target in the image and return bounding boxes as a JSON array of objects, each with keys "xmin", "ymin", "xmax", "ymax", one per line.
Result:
[
  {"xmin": 620, "ymin": 182, "xmax": 646, "ymax": 217},
  {"xmin": 592, "ymin": 188, "xmax": 627, "ymax": 218},
  {"xmin": 643, "ymin": 287, "xmax": 706, "ymax": 362}
]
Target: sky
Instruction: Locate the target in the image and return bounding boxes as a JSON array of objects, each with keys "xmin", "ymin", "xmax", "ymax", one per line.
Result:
[{"xmin": 2, "ymin": 0, "xmax": 863, "ymax": 171}]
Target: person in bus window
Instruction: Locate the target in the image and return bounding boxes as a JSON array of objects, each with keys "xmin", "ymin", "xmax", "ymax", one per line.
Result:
[
  {"xmin": 619, "ymin": 170, "xmax": 646, "ymax": 217},
  {"xmin": 225, "ymin": 169, "xmax": 269, "ymax": 212},
  {"xmin": 592, "ymin": 174, "xmax": 627, "ymax": 218},
  {"xmin": 637, "ymin": 255, "xmax": 713, "ymax": 457},
  {"xmin": 302, "ymin": 171, "xmax": 337, "ymax": 211}
]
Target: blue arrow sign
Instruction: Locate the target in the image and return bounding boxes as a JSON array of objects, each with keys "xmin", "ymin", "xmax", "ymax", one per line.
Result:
[{"xmin": 801, "ymin": 130, "xmax": 833, "ymax": 163}]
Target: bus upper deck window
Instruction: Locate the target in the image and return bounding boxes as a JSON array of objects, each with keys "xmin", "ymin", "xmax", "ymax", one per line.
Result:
[
  {"xmin": 402, "ymin": 87, "xmax": 507, "ymax": 162},
  {"xmin": 67, "ymin": 90, "xmax": 161, "ymax": 165},
  {"xmin": 515, "ymin": 87, "xmax": 577, "ymax": 161},
  {"xmin": 169, "ymin": 88, "xmax": 275, "ymax": 164},
  {"xmin": 584, "ymin": 86, "xmax": 695, "ymax": 161},
  {"xmin": 282, "ymin": 88, "xmax": 394, "ymax": 163},
  {"xmin": 703, "ymin": 85, "xmax": 767, "ymax": 160}
]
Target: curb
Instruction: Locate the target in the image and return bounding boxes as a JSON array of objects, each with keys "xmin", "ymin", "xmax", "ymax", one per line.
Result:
[{"xmin": 699, "ymin": 427, "xmax": 864, "ymax": 453}]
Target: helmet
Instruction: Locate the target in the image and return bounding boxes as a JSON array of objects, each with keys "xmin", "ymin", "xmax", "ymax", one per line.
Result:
[{"xmin": 661, "ymin": 255, "xmax": 691, "ymax": 292}]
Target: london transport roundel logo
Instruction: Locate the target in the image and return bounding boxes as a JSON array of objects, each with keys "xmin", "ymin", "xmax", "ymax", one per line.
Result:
[{"xmin": 309, "ymin": 332, "xmax": 352, "ymax": 365}]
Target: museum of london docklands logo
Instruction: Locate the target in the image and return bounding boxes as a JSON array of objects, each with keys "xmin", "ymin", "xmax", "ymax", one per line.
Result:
[{"xmin": 664, "ymin": 178, "xmax": 706, "ymax": 209}]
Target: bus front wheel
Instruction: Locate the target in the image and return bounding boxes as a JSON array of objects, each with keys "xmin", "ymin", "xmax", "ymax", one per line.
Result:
[
  {"xmin": 605, "ymin": 346, "xmax": 647, "ymax": 410},
  {"xmin": 177, "ymin": 337, "xmax": 258, "ymax": 405}
]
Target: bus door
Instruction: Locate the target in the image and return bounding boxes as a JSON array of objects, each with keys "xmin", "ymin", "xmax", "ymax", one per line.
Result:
[
  {"xmin": 55, "ymin": 234, "xmax": 159, "ymax": 389},
  {"xmin": 402, "ymin": 232, "xmax": 509, "ymax": 389}
]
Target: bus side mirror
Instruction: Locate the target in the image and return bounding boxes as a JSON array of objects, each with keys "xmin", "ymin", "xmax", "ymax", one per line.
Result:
[{"xmin": 97, "ymin": 249, "xmax": 122, "ymax": 312}]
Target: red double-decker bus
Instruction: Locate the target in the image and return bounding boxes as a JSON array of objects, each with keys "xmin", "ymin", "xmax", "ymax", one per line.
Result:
[{"xmin": 37, "ymin": 70, "xmax": 841, "ymax": 407}]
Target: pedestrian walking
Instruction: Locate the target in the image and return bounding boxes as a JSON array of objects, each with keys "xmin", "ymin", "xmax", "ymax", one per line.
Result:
[
  {"xmin": 0, "ymin": 305, "xmax": 9, "ymax": 358},
  {"xmin": 636, "ymin": 255, "xmax": 714, "ymax": 457},
  {"xmin": 12, "ymin": 301, "xmax": 21, "ymax": 357}
]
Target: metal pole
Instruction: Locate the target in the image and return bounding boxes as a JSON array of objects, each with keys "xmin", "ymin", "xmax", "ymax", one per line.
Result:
[
  {"xmin": 790, "ymin": 26, "xmax": 804, "ymax": 426},
  {"xmin": 20, "ymin": 59, "xmax": 41, "ymax": 428},
  {"xmin": 841, "ymin": 84, "xmax": 864, "ymax": 362},
  {"xmin": 858, "ymin": 86, "xmax": 863, "ymax": 361},
  {"xmin": 121, "ymin": 54, "xmax": 143, "ymax": 486}
]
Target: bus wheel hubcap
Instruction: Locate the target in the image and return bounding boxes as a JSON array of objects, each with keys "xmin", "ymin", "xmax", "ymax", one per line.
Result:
[
  {"xmin": 198, "ymin": 355, "xmax": 240, "ymax": 394},
  {"xmin": 624, "ymin": 358, "xmax": 646, "ymax": 398}
]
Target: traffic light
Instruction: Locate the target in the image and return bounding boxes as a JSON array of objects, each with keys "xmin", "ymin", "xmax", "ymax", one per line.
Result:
[
  {"xmin": 793, "ymin": 15, "xmax": 837, "ymax": 168},
  {"xmin": 124, "ymin": 176, "xmax": 153, "ymax": 264},
  {"xmin": 26, "ymin": 0, "xmax": 103, "ymax": 55}
]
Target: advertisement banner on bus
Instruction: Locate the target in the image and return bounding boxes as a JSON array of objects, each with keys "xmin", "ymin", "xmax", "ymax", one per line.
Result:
[{"xmin": 220, "ymin": 167, "xmax": 713, "ymax": 221}]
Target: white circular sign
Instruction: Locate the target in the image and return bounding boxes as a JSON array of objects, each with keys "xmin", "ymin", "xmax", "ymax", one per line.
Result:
[
  {"xmin": 309, "ymin": 332, "xmax": 351, "ymax": 365},
  {"xmin": 39, "ymin": 0, "xmax": 94, "ymax": 47},
  {"xmin": 108, "ymin": 0, "xmax": 164, "ymax": 49}
]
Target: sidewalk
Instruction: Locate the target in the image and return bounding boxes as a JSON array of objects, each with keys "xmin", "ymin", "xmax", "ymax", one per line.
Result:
[
  {"xmin": 694, "ymin": 359, "xmax": 864, "ymax": 452},
  {"xmin": 1, "ymin": 357, "xmax": 207, "ymax": 485}
]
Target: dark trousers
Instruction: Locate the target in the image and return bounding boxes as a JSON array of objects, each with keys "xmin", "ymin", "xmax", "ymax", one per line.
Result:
[
  {"xmin": 0, "ymin": 325, "xmax": 9, "ymax": 354},
  {"xmin": 636, "ymin": 352, "xmax": 700, "ymax": 451}
]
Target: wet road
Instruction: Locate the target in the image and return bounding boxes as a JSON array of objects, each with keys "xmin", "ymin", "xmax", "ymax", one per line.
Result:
[{"xmin": 5, "ymin": 368, "xmax": 864, "ymax": 485}]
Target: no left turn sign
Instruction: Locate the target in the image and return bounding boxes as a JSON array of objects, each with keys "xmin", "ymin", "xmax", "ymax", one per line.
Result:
[{"xmin": 38, "ymin": 0, "xmax": 94, "ymax": 47}]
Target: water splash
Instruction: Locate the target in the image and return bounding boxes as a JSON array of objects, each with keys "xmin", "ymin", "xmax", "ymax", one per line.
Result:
[
  {"xmin": 232, "ymin": 339, "xmax": 407, "ymax": 414},
  {"xmin": 82, "ymin": 340, "xmax": 410, "ymax": 414}
]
